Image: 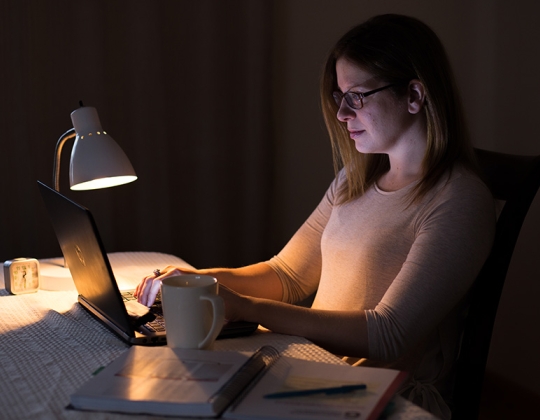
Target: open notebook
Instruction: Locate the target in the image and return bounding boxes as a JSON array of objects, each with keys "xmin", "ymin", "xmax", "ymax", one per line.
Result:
[{"xmin": 37, "ymin": 180, "xmax": 258, "ymax": 345}]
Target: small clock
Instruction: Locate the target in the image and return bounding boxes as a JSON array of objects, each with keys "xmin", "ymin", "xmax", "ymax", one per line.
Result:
[{"xmin": 4, "ymin": 258, "xmax": 40, "ymax": 294}]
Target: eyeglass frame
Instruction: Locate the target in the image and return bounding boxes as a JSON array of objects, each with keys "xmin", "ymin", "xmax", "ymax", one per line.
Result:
[{"xmin": 332, "ymin": 84, "xmax": 395, "ymax": 110}]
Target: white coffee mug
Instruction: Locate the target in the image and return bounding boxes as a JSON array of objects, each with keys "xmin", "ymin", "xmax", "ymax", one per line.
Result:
[{"xmin": 161, "ymin": 275, "xmax": 225, "ymax": 349}]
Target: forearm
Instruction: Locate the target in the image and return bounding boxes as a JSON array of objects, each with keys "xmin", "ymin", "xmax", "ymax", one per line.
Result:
[
  {"xmin": 198, "ymin": 262, "xmax": 283, "ymax": 301},
  {"xmin": 243, "ymin": 297, "xmax": 369, "ymax": 357},
  {"xmin": 136, "ymin": 262, "xmax": 282, "ymax": 306}
]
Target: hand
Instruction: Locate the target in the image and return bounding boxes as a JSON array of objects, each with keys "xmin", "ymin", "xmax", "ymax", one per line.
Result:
[
  {"xmin": 134, "ymin": 265, "xmax": 198, "ymax": 307},
  {"xmin": 218, "ymin": 284, "xmax": 252, "ymax": 323}
]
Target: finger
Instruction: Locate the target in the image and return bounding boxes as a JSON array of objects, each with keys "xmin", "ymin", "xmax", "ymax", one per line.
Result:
[
  {"xmin": 140, "ymin": 278, "xmax": 158, "ymax": 306},
  {"xmin": 138, "ymin": 268, "xmax": 180, "ymax": 305},
  {"xmin": 136, "ymin": 276, "xmax": 151, "ymax": 304},
  {"xmin": 137, "ymin": 271, "xmax": 161, "ymax": 305},
  {"xmin": 134, "ymin": 275, "xmax": 150, "ymax": 297},
  {"xmin": 135, "ymin": 267, "xmax": 185, "ymax": 305},
  {"xmin": 146, "ymin": 279, "xmax": 162, "ymax": 307},
  {"xmin": 134, "ymin": 275, "xmax": 151, "ymax": 298}
]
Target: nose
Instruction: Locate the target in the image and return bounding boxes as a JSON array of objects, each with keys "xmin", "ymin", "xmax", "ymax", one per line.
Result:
[{"xmin": 336, "ymin": 99, "xmax": 356, "ymax": 122}]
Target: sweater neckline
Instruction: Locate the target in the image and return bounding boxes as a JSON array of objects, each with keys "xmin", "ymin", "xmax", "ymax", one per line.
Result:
[{"xmin": 374, "ymin": 179, "xmax": 419, "ymax": 195}]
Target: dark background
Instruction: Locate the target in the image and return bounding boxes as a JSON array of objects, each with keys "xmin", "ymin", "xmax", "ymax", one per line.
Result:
[
  {"xmin": 1, "ymin": 0, "xmax": 539, "ymax": 412},
  {"xmin": 1, "ymin": 0, "xmax": 279, "ymax": 269}
]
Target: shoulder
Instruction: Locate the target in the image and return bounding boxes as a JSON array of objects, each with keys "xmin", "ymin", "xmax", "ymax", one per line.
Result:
[
  {"xmin": 324, "ymin": 168, "xmax": 348, "ymax": 204},
  {"xmin": 416, "ymin": 165, "xmax": 496, "ymax": 230},
  {"xmin": 434, "ymin": 165, "xmax": 494, "ymax": 205}
]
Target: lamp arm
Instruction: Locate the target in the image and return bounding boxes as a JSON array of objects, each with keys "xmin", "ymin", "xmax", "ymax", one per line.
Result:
[{"xmin": 53, "ymin": 128, "xmax": 76, "ymax": 191}]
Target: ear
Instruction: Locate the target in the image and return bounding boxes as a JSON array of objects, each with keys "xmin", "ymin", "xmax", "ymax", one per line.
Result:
[{"xmin": 407, "ymin": 79, "xmax": 426, "ymax": 114}]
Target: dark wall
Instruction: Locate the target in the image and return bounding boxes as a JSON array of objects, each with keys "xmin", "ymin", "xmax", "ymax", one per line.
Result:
[{"xmin": 0, "ymin": 0, "xmax": 275, "ymax": 269}]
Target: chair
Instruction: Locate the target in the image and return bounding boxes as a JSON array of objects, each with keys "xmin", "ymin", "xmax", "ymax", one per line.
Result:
[{"xmin": 451, "ymin": 148, "xmax": 540, "ymax": 419}]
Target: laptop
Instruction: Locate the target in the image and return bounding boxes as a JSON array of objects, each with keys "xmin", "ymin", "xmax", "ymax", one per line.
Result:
[{"xmin": 37, "ymin": 181, "xmax": 258, "ymax": 345}]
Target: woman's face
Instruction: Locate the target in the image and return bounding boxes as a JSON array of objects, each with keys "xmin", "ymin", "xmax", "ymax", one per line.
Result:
[{"xmin": 334, "ymin": 58, "xmax": 417, "ymax": 156}]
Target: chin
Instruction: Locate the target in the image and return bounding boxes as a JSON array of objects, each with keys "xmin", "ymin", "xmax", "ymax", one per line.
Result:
[{"xmin": 354, "ymin": 143, "xmax": 373, "ymax": 154}]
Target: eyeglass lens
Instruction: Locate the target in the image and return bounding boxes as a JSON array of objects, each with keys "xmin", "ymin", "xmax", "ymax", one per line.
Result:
[
  {"xmin": 332, "ymin": 92, "xmax": 363, "ymax": 109},
  {"xmin": 332, "ymin": 84, "xmax": 395, "ymax": 110}
]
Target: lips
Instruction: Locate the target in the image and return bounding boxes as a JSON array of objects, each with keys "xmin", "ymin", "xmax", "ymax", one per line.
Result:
[{"xmin": 348, "ymin": 130, "xmax": 365, "ymax": 139}]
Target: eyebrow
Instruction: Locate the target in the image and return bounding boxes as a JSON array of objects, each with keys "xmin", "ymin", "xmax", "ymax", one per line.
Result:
[
  {"xmin": 336, "ymin": 76, "xmax": 380, "ymax": 93},
  {"xmin": 346, "ymin": 85, "xmax": 367, "ymax": 92},
  {"xmin": 336, "ymin": 84, "xmax": 369, "ymax": 93}
]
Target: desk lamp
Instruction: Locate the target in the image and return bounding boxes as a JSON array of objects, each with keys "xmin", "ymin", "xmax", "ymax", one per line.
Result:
[
  {"xmin": 53, "ymin": 104, "xmax": 137, "ymax": 191},
  {"xmin": 41, "ymin": 103, "xmax": 138, "ymax": 289}
]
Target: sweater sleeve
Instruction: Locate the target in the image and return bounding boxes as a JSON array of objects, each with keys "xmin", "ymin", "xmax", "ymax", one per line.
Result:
[
  {"xmin": 365, "ymin": 173, "xmax": 496, "ymax": 362},
  {"xmin": 266, "ymin": 174, "xmax": 340, "ymax": 303}
]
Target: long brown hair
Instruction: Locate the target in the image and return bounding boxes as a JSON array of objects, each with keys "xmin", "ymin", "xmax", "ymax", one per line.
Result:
[{"xmin": 321, "ymin": 14, "xmax": 478, "ymax": 204}]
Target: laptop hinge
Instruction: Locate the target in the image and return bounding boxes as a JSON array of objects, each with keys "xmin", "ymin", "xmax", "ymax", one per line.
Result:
[{"xmin": 78, "ymin": 295, "xmax": 135, "ymax": 341}]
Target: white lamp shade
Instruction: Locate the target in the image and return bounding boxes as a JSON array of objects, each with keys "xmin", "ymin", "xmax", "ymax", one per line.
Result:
[{"xmin": 68, "ymin": 107, "xmax": 137, "ymax": 191}]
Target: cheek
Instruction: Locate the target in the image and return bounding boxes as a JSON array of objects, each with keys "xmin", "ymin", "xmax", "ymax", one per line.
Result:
[
  {"xmin": 358, "ymin": 109, "xmax": 376, "ymax": 126},
  {"xmin": 363, "ymin": 102, "xmax": 409, "ymax": 135},
  {"xmin": 360, "ymin": 110, "xmax": 385, "ymax": 134}
]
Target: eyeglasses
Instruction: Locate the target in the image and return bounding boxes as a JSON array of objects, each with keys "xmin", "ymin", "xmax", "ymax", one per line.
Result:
[{"xmin": 332, "ymin": 84, "xmax": 394, "ymax": 110}]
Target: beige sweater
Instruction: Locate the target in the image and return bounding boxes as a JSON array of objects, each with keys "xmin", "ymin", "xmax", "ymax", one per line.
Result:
[{"xmin": 267, "ymin": 166, "xmax": 496, "ymax": 419}]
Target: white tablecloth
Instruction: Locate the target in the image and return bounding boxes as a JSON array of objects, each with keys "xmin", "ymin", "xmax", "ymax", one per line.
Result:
[{"xmin": 0, "ymin": 252, "xmax": 436, "ymax": 420}]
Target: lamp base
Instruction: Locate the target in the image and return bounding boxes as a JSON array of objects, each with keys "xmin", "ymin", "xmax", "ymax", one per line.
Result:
[{"xmin": 39, "ymin": 258, "xmax": 76, "ymax": 291}]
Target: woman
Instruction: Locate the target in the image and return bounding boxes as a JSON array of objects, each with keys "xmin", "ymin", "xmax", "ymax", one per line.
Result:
[{"xmin": 136, "ymin": 14, "xmax": 495, "ymax": 419}]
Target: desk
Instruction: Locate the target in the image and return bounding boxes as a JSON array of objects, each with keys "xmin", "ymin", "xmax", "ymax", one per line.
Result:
[{"xmin": 0, "ymin": 252, "xmax": 436, "ymax": 420}]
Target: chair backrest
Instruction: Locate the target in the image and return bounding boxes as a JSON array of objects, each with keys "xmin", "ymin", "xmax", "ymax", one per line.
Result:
[{"xmin": 452, "ymin": 148, "xmax": 540, "ymax": 419}]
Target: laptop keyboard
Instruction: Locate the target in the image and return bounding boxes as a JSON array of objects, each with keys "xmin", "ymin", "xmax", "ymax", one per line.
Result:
[{"xmin": 121, "ymin": 291, "xmax": 166, "ymax": 333}]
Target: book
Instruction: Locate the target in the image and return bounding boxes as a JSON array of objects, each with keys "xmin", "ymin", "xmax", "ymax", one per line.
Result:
[
  {"xmin": 69, "ymin": 345, "xmax": 407, "ymax": 419},
  {"xmin": 69, "ymin": 345, "xmax": 276, "ymax": 417}
]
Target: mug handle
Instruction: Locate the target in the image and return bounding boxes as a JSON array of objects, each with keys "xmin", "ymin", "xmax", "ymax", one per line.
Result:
[{"xmin": 198, "ymin": 294, "xmax": 225, "ymax": 349}]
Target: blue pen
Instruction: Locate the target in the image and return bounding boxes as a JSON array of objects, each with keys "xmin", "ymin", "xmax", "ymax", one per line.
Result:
[{"xmin": 263, "ymin": 384, "xmax": 367, "ymax": 399}]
